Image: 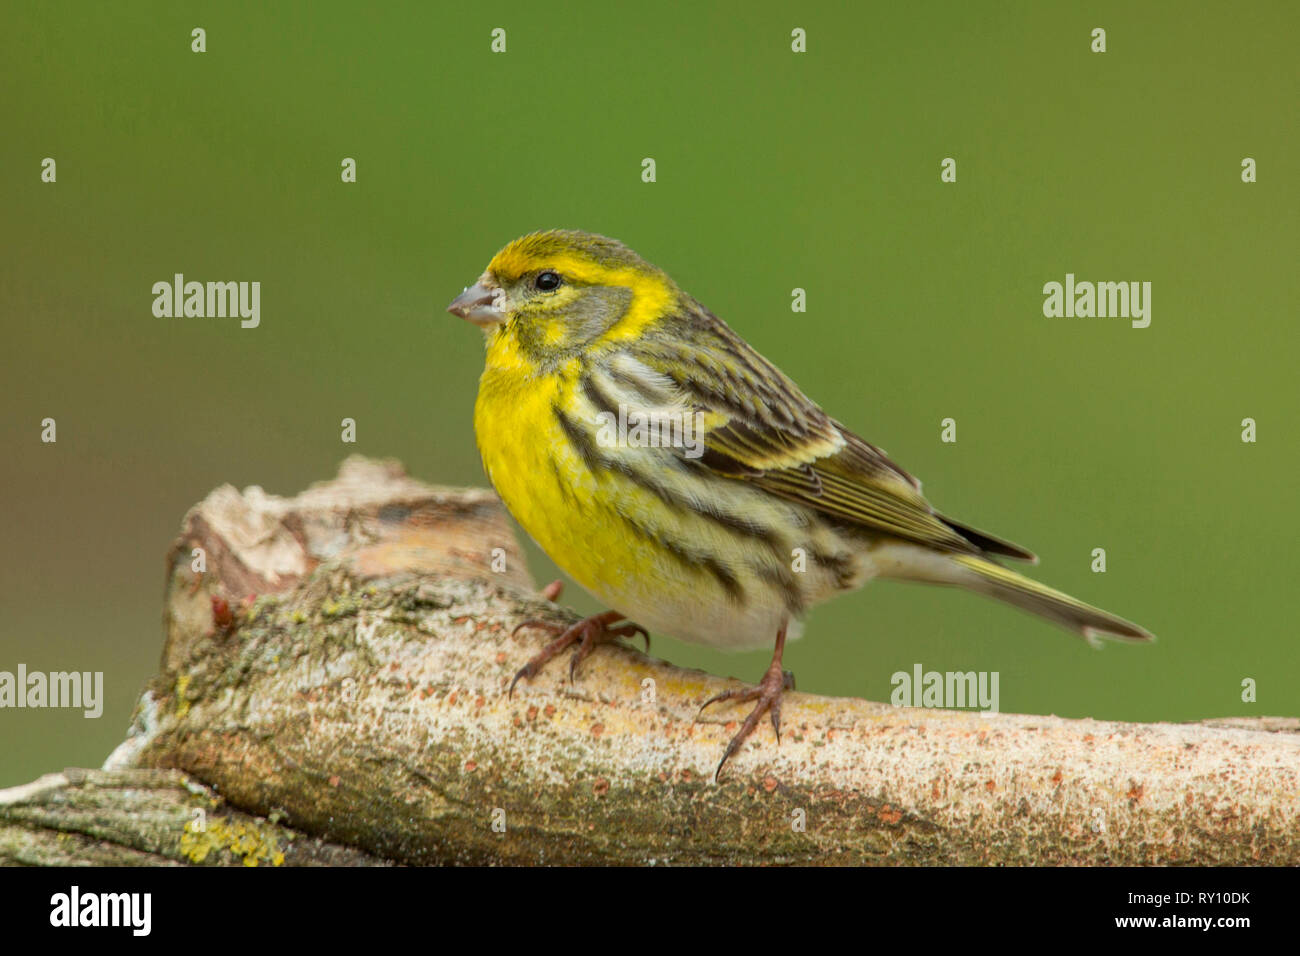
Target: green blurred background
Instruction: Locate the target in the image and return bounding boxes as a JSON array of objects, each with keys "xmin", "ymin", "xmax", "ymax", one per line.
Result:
[{"xmin": 2, "ymin": 1, "xmax": 1296, "ymax": 786}]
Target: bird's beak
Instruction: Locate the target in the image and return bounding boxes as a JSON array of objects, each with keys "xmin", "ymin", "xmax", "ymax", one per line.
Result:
[{"xmin": 447, "ymin": 281, "xmax": 506, "ymax": 328}]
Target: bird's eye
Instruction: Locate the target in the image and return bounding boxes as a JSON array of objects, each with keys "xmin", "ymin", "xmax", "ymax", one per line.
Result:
[{"xmin": 534, "ymin": 270, "xmax": 562, "ymax": 292}]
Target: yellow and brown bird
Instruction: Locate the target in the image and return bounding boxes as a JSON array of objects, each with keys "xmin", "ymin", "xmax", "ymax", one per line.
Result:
[{"xmin": 448, "ymin": 230, "xmax": 1153, "ymax": 779}]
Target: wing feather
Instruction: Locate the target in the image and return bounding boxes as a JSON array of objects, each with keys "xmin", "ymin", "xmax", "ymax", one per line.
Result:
[{"xmin": 615, "ymin": 301, "xmax": 1016, "ymax": 557}]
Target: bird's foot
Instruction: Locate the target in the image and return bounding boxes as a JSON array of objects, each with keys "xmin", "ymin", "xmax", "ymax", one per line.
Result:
[
  {"xmin": 508, "ymin": 610, "xmax": 648, "ymax": 697},
  {"xmin": 697, "ymin": 661, "xmax": 795, "ymax": 782}
]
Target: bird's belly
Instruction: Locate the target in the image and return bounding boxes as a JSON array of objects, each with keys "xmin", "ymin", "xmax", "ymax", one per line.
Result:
[{"xmin": 474, "ymin": 372, "xmax": 875, "ymax": 651}]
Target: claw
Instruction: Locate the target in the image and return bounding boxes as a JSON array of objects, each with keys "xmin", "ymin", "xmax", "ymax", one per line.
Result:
[
  {"xmin": 506, "ymin": 610, "xmax": 648, "ymax": 696},
  {"xmin": 696, "ymin": 622, "xmax": 792, "ymax": 782},
  {"xmin": 568, "ymin": 638, "xmax": 592, "ymax": 684},
  {"xmin": 697, "ymin": 685, "xmax": 757, "ymax": 720},
  {"xmin": 512, "ymin": 618, "xmax": 560, "ymax": 639},
  {"xmin": 610, "ymin": 623, "xmax": 650, "ymax": 653}
]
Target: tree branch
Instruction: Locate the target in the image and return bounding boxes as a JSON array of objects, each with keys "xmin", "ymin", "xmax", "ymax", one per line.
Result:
[{"xmin": 3, "ymin": 456, "xmax": 1296, "ymax": 864}]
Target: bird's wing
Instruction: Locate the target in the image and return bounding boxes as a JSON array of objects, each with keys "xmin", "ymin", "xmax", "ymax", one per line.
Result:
[{"xmin": 616, "ymin": 305, "xmax": 994, "ymax": 556}]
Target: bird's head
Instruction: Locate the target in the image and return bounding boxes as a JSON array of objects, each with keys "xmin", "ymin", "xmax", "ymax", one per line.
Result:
[{"xmin": 447, "ymin": 230, "xmax": 677, "ymax": 362}]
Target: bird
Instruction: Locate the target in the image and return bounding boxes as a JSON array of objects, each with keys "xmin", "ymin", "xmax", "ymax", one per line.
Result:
[{"xmin": 447, "ymin": 229, "xmax": 1154, "ymax": 780}]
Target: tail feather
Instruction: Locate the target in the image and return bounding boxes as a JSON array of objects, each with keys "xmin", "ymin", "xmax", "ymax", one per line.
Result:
[{"xmin": 950, "ymin": 555, "xmax": 1154, "ymax": 645}]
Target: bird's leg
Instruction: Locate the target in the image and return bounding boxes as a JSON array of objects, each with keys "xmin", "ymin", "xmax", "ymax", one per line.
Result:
[
  {"xmin": 539, "ymin": 579, "xmax": 564, "ymax": 602},
  {"xmin": 697, "ymin": 621, "xmax": 795, "ymax": 781},
  {"xmin": 508, "ymin": 610, "xmax": 649, "ymax": 697}
]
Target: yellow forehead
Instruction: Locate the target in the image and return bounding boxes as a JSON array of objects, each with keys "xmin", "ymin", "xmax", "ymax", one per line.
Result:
[
  {"xmin": 488, "ymin": 243, "xmax": 603, "ymax": 283},
  {"xmin": 484, "ymin": 230, "xmax": 663, "ymax": 287}
]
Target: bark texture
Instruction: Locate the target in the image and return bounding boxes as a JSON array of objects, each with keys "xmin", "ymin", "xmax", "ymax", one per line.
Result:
[{"xmin": 3, "ymin": 456, "xmax": 1296, "ymax": 865}]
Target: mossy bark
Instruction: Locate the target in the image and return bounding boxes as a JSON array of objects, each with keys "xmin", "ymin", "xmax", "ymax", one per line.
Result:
[{"xmin": 0, "ymin": 768, "xmax": 384, "ymax": 866}]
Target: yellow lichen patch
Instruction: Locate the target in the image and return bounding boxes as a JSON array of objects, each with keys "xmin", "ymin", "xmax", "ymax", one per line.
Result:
[
  {"xmin": 175, "ymin": 675, "xmax": 191, "ymax": 719},
  {"xmin": 651, "ymin": 672, "xmax": 723, "ymax": 701},
  {"xmin": 179, "ymin": 816, "xmax": 286, "ymax": 867}
]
